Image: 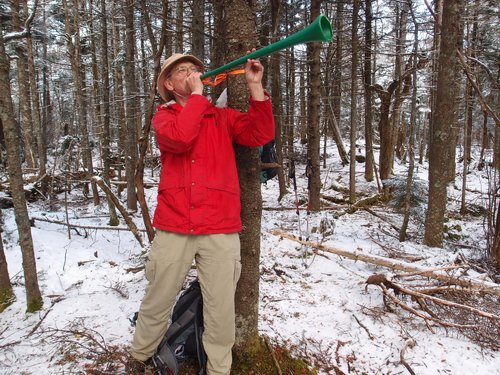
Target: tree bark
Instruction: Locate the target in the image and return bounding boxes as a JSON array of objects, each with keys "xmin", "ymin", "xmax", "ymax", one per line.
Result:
[
  {"xmin": 400, "ymin": 9, "xmax": 419, "ymax": 242},
  {"xmin": 285, "ymin": 17, "xmax": 295, "ymax": 160},
  {"xmin": 427, "ymin": 0, "xmax": 443, "ymax": 162},
  {"xmin": 191, "ymin": 0, "xmax": 204, "ymax": 59},
  {"xmin": 98, "ymin": 0, "xmax": 119, "ymax": 226},
  {"xmin": 225, "ymin": 0, "xmax": 261, "ymax": 350},
  {"xmin": 269, "ymin": 35, "xmax": 287, "ymax": 201},
  {"xmin": 62, "ymin": 0, "xmax": 96, "ymax": 199},
  {"xmin": 0, "ymin": 210, "xmax": 14, "ymax": 312},
  {"xmin": 0, "ymin": 28, "xmax": 43, "ymax": 313},
  {"xmin": 175, "ymin": 0, "xmax": 184, "ymax": 52},
  {"xmin": 299, "ymin": 65, "xmax": 307, "ymax": 144},
  {"xmin": 363, "ymin": 0, "xmax": 374, "ymax": 182},
  {"xmin": 390, "ymin": 1, "xmax": 409, "ymax": 166},
  {"xmin": 12, "ymin": 0, "xmax": 37, "ymax": 169},
  {"xmin": 349, "ymin": 0, "xmax": 360, "ymax": 204},
  {"xmin": 123, "ymin": 0, "xmax": 138, "ymax": 211},
  {"xmin": 332, "ymin": 0, "xmax": 344, "ymax": 128},
  {"xmin": 87, "ymin": 0, "xmax": 102, "ymax": 207},
  {"xmin": 307, "ymin": 0, "xmax": 322, "ymax": 212},
  {"xmin": 424, "ymin": 0, "xmax": 463, "ymax": 247},
  {"xmin": 135, "ymin": 1, "xmax": 169, "ymax": 242},
  {"xmin": 460, "ymin": 5, "xmax": 478, "ymax": 214},
  {"xmin": 26, "ymin": 11, "xmax": 47, "ymax": 194},
  {"xmin": 112, "ymin": 0, "xmax": 127, "ymax": 157}
]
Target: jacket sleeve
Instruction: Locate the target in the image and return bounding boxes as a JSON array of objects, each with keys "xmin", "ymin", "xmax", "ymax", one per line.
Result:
[
  {"xmin": 229, "ymin": 94, "xmax": 275, "ymax": 147},
  {"xmin": 152, "ymin": 95, "xmax": 212, "ymax": 154}
]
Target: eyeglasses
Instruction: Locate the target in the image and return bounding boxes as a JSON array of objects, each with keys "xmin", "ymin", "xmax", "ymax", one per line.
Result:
[{"xmin": 169, "ymin": 65, "xmax": 202, "ymax": 78}]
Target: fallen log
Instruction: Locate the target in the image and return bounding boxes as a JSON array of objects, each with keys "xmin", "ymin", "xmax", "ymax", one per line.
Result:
[
  {"xmin": 270, "ymin": 229, "xmax": 500, "ymax": 297},
  {"xmin": 32, "ymin": 216, "xmax": 148, "ymax": 233},
  {"xmin": 92, "ymin": 176, "xmax": 147, "ymax": 248}
]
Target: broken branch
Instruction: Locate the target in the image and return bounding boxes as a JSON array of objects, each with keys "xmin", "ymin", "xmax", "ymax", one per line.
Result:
[{"xmin": 270, "ymin": 230, "xmax": 500, "ymax": 297}]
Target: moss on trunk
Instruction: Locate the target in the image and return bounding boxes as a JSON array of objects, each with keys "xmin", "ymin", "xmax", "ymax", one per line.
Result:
[
  {"xmin": 0, "ymin": 287, "xmax": 15, "ymax": 313},
  {"xmin": 180, "ymin": 336, "xmax": 316, "ymax": 374},
  {"xmin": 26, "ymin": 296, "xmax": 43, "ymax": 313}
]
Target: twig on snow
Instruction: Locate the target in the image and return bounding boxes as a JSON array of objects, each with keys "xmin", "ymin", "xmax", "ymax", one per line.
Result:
[
  {"xmin": 352, "ymin": 314, "xmax": 375, "ymax": 340},
  {"xmin": 399, "ymin": 339, "xmax": 417, "ymax": 375}
]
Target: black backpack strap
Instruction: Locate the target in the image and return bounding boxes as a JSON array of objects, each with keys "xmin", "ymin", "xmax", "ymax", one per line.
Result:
[
  {"xmin": 165, "ymin": 281, "xmax": 201, "ymax": 343},
  {"xmin": 195, "ymin": 297, "xmax": 207, "ymax": 375},
  {"xmin": 153, "ymin": 342, "xmax": 179, "ymax": 375}
]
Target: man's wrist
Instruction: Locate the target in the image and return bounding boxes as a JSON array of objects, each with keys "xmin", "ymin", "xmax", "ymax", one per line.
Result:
[{"xmin": 248, "ymin": 83, "xmax": 265, "ymax": 101}]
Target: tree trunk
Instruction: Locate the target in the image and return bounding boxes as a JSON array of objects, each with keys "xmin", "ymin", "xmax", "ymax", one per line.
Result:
[
  {"xmin": 0, "ymin": 210, "xmax": 14, "ymax": 312},
  {"xmin": 210, "ymin": 0, "xmax": 226, "ymax": 102},
  {"xmin": 478, "ymin": 110, "xmax": 488, "ymax": 165},
  {"xmin": 270, "ymin": 50, "xmax": 287, "ymax": 201},
  {"xmin": 135, "ymin": 0, "xmax": 169, "ymax": 242},
  {"xmin": 12, "ymin": 0, "xmax": 37, "ymax": 169},
  {"xmin": 332, "ymin": 0, "xmax": 344, "ymax": 128},
  {"xmin": 495, "ymin": 94, "xmax": 500, "ymax": 170},
  {"xmin": 112, "ymin": 0, "xmax": 127, "ymax": 157},
  {"xmin": 225, "ymin": 0, "xmax": 261, "ymax": 351},
  {"xmin": 175, "ymin": 0, "xmax": 184, "ymax": 52},
  {"xmin": 363, "ymin": 0, "xmax": 374, "ymax": 182},
  {"xmin": 62, "ymin": 0, "xmax": 96, "ymax": 198},
  {"xmin": 373, "ymin": 82, "xmax": 396, "ymax": 181},
  {"xmin": 400, "ymin": 10, "xmax": 419, "ymax": 242},
  {"xmin": 424, "ymin": 0, "xmax": 463, "ymax": 247},
  {"xmin": 493, "ymin": 200, "xmax": 500, "ymax": 269},
  {"xmin": 285, "ymin": 34, "xmax": 295, "ymax": 161},
  {"xmin": 99, "ymin": 0, "xmax": 119, "ymax": 226},
  {"xmin": 88, "ymin": 0, "xmax": 102, "ymax": 206},
  {"xmin": 428, "ymin": 0, "xmax": 443, "ymax": 163},
  {"xmin": 26, "ymin": 15, "xmax": 47, "ymax": 194},
  {"xmin": 41, "ymin": 6, "xmax": 53, "ymax": 152},
  {"xmin": 390, "ymin": 1, "xmax": 409, "ymax": 166},
  {"xmin": 322, "ymin": 87, "xmax": 348, "ymax": 165},
  {"xmin": 349, "ymin": 0, "xmax": 360, "ymax": 203},
  {"xmin": 460, "ymin": 8, "xmax": 477, "ymax": 214},
  {"xmin": 299, "ymin": 66, "xmax": 307, "ymax": 144},
  {"xmin": 191, "ymin": 0, "xmax": 204, "ymax": 59},
  {"xmin": 0, "ymin": 28, "xmax": 43, "ymax": 313},
  {"xmin": 307, "ymin": 0, "xmax": 322, "ymax": 212},
  {"xmin": 123, "ymin": 0, "xmax": 138, "ymax": 211}
]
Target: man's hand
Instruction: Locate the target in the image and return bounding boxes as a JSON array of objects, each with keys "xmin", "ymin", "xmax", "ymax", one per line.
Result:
[
  {"xmin": 245, "ymin": 58, "xmax": 264, "ymax": 84},
  {"xmin": 186, "ymin": 71, "xmax": 204, "ymax": 96},
  {"xmin": 245, "ymin": 49, "xmax": 265, "ymax": 101}
]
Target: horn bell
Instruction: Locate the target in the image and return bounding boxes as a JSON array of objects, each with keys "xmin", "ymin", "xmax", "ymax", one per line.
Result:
[{"xmin": 201, "ymin": 14, "xmax": 333, "ymax": 79}]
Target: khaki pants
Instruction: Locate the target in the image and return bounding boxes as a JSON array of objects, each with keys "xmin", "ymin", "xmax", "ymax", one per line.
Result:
[{"xmin": 131, "ymin": 230, "xmax": 241, "ymax": 375}]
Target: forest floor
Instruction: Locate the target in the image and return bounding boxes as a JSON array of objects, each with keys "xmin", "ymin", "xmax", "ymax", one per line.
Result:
[{"xmin": 0, "ymin": 143, "xmax": 499, "ymax": 374}]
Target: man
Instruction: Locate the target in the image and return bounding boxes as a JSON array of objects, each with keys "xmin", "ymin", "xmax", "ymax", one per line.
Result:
[{"xmin": 128, "ymin": 53, "xmax": 274, "ymax": 374}]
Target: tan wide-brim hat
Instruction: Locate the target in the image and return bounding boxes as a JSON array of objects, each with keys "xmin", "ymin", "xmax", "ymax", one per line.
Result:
[{"xmin": 157, "ymin": 53, "xmax": 204, "ymax": 102}]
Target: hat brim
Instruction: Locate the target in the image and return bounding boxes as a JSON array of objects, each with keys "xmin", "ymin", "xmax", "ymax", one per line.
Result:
[{"xmin": 157, "ymin": 55, "xmax": 204, "ymax": 102}]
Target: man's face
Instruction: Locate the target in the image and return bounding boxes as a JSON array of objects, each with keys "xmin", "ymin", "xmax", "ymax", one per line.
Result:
[{"xmin": 164, "ymin": 62, "xmax": 202, "ymax": 98}]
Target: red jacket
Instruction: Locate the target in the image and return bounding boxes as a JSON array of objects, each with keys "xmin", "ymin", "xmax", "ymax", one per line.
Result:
[{"xmin": 152, "ymin": 94, "xmax": 275, "ymax": 234}]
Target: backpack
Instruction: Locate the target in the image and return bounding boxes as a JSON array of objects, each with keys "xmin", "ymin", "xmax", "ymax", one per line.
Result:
[
  {"xmin": 260, "ymin": 140, "xmax": 278, "ymax": 183},
  {"xmin": 132, "ymin": 279, "xmax": 207, "ymax": 375}
]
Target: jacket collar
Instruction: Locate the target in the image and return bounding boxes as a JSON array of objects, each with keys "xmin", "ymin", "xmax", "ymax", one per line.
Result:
[{"xmin": 160, "ymin": 98, "xmax": 216, "ymax": 115}]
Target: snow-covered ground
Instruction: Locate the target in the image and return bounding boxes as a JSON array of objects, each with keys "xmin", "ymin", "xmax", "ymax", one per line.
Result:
[{"xmin": 0, "ymin": 143, "xmax": 498, "ymax": 374}]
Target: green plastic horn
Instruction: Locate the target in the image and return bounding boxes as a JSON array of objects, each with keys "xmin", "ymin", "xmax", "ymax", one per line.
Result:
[{"xmin": 200, "ymin": 14, "xmax": 332, "ymax": 79}]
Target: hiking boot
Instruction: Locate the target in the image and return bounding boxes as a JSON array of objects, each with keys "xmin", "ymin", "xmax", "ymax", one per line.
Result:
[{"xmin": 125, "ymin": 356, "xmax": 154, "ymax": 374}]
